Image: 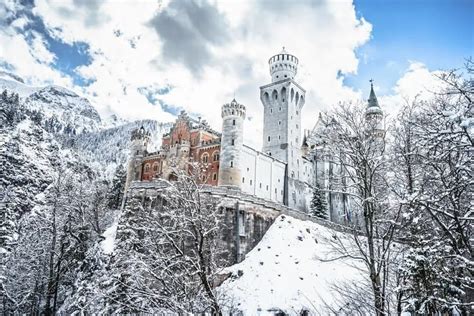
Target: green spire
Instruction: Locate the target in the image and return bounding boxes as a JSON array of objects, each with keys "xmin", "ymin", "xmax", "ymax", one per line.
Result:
[{"xmin": 367, "ymin": 79, "xmax": 380, "ymax": 108}]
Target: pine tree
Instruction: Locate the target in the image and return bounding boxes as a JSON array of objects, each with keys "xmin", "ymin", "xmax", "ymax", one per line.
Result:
[
  {"xmin": 310, "ymin": 183, "xmax": 328, "ymax": 219},
  {"xmin": 107, "ymin": 164, "xmax": 126, "ymax": 209}
]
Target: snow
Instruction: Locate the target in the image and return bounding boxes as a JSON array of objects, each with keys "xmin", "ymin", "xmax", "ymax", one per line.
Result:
[
  {"xmin": 101, "ymin": 211, "xmax": 120, "ymax": 254},
  {"xmin": 219, "ymin": 215, "xmax": 367, "ymax": 314}
]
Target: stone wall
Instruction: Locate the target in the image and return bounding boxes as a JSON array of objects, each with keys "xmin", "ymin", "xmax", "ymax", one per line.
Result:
[{"xmin": 125, "ymin": 181, "xmax": 361, "ymax": 264}]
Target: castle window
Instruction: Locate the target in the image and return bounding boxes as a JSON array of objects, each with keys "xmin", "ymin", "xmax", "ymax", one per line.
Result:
[
  {"xmin": 247, "ymin": 167, "xmax": 249, "ymax": 172},
  {"xmin": 213, "ymin": 152, "xmax": 219, "ymax": 162},
  {"xmin": 213, "ymin": 173, "xmax": 217, "ymax": 181},
  {"xmin": 136, "ymin": 150, "xmax": 139, "ymax": 155},
  {"xmin": 270, "ymin": 108, "xmax": 273, "ymax": 113},
  {"xmin": 250, "ymin": 180, "xmax": 253, "ymax": 186},
  {"xmin": 242, "ymin": 177, "xmax": 245, "ymax": 183},
  {"xmin": 144, "ymin": 163, "xmax": 150, "ymax": 172},
  {"xmin": 275, "ymin": 188, "xmax": 277, "ymax": 194},
  {"xmin": 266, "ymin": 185, "xmax": 269, "ymax": 191},
  {"xmin": 233, "ymin": 119, "xmax": 236, "ymax": 126},
  {"xmin": 278, "ymin": 135, "xmax": 281, "ymax": 140},
  {"xmin": 296, "ymin": 124, "xmax": 299, "ymax": 129},
  {"xmin": 267, "ymin": 136, "xmax": 271, "ymax": 142},
  {"xmin": 260, "ymin": 183, "xmax": 262, "ymax": 188},
  {"xmin": 278, "ymin": 120, "xmax": 281, "ymax": 125},
  {"xmin": 202, "ymin": 153, "xmax": 209, "ymax": 163},
  {"xmin": 279, "ymin": 107, "xmax": 282, "ymax": 111},
  {"xmin": 231, "ymin": 139, "xmax": 235, "ymax": 146},
  {"xmin": 153, "ymin": 163, "xmax": 159, "ymax": 171},
  {"xmin": 230, "ymin": 161, "xmax": 233, "ymax": 168}
]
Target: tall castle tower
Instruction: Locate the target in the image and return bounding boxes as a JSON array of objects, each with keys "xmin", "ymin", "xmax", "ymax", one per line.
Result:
[
  {"xmin": 124, "ymin": 126, "xmax": 150, "ymax": 194},
  {"xmin": 260, "ymin": 48, "xmax": 306, "ymax": 208},
  {"xmin": 218, "ymin": 99, "xmax": 246, "ymax": 187},
  {"xmin": 365, "ymin": 80, "xmax": 384, "ymax": 138}
]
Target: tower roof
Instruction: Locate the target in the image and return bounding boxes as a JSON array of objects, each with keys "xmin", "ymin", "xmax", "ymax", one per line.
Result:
[{"xmin": 366, "ymin": 80, "xmax": 383, "ymax": 115}]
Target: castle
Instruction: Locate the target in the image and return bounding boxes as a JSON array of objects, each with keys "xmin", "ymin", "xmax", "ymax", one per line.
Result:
[{"xmin": 124, "ymin": 48, "xmax": 384, "ymax": 225}]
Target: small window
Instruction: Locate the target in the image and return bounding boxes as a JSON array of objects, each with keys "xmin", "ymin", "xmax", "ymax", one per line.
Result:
[
  {"xmin": 278, "ymin": 135, "xmax": 281, "ymax": 140},
  {"xmin": 213, "ymin": 173, "xmax": 217, "ymax": 181},
  {"xmin": 279, "ymin": 107, "xmax": 282, "ymax": 111},
  {"xmin": 266, "ymin": 185, "xmax": 269, "ymax": 191},
  {"xmin": 213, "ymin": 152, "xmax": 219, "ymax": 161},
  {"xmin": 296, "ymin": 110, "xmax": 299, "ymax": 115},
  {"xmin": 250, "ymin": 180, "xmax": 253, "ymax": 186},
  {"xmin": 278, "ymin": 120, "xmax": 281, "ymax": 125},
  {"xmin": 247, "ymin": 167, "xmax": 250, "ymax": 171},
  {"xmin": 232, "ymin": 119, "xmax": 236, "ymax": 126},
  {"xmin": 242, "ymin": 177, "xmax": 245, "ymax": 183},
  {"xmin": 267, "ymin": 136, "xmax": 271, "ymax": 142},
  {"xmin": 275, "ymin": 188, "xmax": 277, "ymax": 194},
  {"xmin": 270, "ymin": 108, "xmax": 273, "ymax": 113},
  {"xmin": 231, "ymin": 139, "xmax": 235, "ymax": 146},
  {"xmin": 230, "ymin": 161, "xmax": 233, "ymax": 168},
  {"xmin": 260, "ymin": 183, "xmax": 262, "ymax": 188}
]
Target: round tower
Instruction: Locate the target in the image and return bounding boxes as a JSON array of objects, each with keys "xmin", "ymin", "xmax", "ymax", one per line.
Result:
[
  {"xmin": 218, "ymin": 99, "xmax": 246, "ymax": 188},
  {"xmin": 268, "ymin": 47, "xmax": 299, "ymax": 82},
  {"xmin": 124, "ymin": 126, "xmax": 150, "ymax": 193}
]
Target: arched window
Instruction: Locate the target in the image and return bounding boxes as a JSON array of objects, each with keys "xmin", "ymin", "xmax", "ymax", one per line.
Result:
[
  {"xmin": 264, "ymin": 92, "xmax": 270, "ymax": 103},
  {"xmin": 281, "ymin": 87, "xmax": 287, "ymax": 101},
  {"xmin": 212, "ymin": 151, "xmax": 219, "ymax": 162},
  {"xmin": 295, "ymin": 92, "xmax": 300, "ymax": 106},
  {"xmin": 153, "ymin": 162, "xmax": 159, "ymax": 172},
  {"xmin": 144, "ymin": 163, "xmax": 150, "ymax": 172},
  {"xmin": 202, "ymin": 153, "xmax": 209, "ymax": 163},
  {"xmin": 291, "ymin": 88, "xmax": 294, "ymax": 102},
  {"xmin": 272, "ymin": 89, "xmax": 278, "ymax": 101}
]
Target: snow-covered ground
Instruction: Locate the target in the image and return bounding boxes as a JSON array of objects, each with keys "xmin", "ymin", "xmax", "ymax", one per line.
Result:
[{"xmin": 219, "ymin": 215, "xmax": 369, "ymax": 314}]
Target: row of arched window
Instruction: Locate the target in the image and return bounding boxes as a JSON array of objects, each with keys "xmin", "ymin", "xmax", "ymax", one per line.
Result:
[{"xmin": 263, "ymin": 87, "xmax": 304, "ymax": 105}]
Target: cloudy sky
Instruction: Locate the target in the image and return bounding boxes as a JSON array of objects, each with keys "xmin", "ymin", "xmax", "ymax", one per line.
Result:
[{"xmin": 0, "ymin": 0, "xmax": 472, "ymax": 147}]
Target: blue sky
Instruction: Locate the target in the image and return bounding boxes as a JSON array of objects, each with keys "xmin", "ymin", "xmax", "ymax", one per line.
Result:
[
  {"xmin": 0, "ymin": 0, "xmax": 472, "ymax": 136},
  {"xmin": 347, "ymin": 0, "xmax": 474, "ymax": 96}
]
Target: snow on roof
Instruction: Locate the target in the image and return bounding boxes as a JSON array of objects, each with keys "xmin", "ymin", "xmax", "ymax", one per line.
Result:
[{"xmin": 219, "ymin": 215, "xmax": 368, "ymax": 314}]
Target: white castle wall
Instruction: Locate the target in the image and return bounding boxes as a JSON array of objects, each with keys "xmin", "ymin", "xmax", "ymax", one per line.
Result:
[{"xmin": 240, "ymin": 145, "xmax": 285, "ymax": 204}]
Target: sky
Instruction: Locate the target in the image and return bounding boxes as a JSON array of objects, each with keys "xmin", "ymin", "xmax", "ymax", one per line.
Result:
[{"xmin": 0, "ymin": 0, "xmax": 472, "ymax": 148}]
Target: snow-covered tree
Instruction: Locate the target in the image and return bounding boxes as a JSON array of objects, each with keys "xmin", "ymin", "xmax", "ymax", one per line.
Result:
[
  {"xmin": 106, "ymin": 164, "xmax": 227, "ymax": 314},
  {"xmin": 107, "ymin": 164, "xmax": 126, "ymax": 210},
  {"xmin": 321, "ymin": 102, "xmax": 403, "ymax": 315},
  {"xmin": 310, "ymin": 183, "xmax": 328, "ymax": 219},
  {"xmin": 394, "ymin": 61, "xmax": 473, "ymax": 314}
]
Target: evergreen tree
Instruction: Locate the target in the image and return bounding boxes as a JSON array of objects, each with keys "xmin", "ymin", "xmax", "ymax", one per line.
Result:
[
  {"xmin": 107, "ymin": 164, "xmax": 126, "ymax": 209},
  {"xmin": 310, "ymin": 183, "xmax": 328, "ymax": 219}
]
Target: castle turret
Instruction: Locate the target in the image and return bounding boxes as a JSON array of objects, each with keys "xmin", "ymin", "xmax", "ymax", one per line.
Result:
[
  {"xmin": 365, "ymin": 80, "xmax": 384, "ymax": 137},
  {"xmin": 218, "ymin": 99, "xmax": 246, "ymax": 188},
  {"xmin": 124, "ymin": 126, "xmax": 150, "ymax": 193}
]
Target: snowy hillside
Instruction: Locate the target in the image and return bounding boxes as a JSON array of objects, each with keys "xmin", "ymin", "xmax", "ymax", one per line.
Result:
[
  {"xmin": 24, "ymin": 85, "xmax": 101, "ymax": 134},
  {"xmin": 0, "ymin": 72, "xmax": 39, "ymax": 98},
  {"xmin": 219, "ymin": 215, "xmax": 381, "ymax": 314}
]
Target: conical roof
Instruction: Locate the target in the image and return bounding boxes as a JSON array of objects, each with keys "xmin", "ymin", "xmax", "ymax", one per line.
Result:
[{"xmin": 366, "ymin": 80, "xmax": 383, "ymax": 115}]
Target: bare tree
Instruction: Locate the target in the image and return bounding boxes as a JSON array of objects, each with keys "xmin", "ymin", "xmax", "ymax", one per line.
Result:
[
  {"xmin": 321, "ymin": 102, "xmax": 402, "ymax": 315},
  {"xmin": 108, "ymin": 163, "xmax": 227, "ymax": 314}
]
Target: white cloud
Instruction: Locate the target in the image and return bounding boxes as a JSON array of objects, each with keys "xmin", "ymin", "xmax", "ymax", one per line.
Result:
[
  {"xmin": 5, "ymin": 0, "xmax": 375, "ymax": 149},
  {"xmin": 379, "ymin": 61, "xmax": 446, "ymax": 118}
]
